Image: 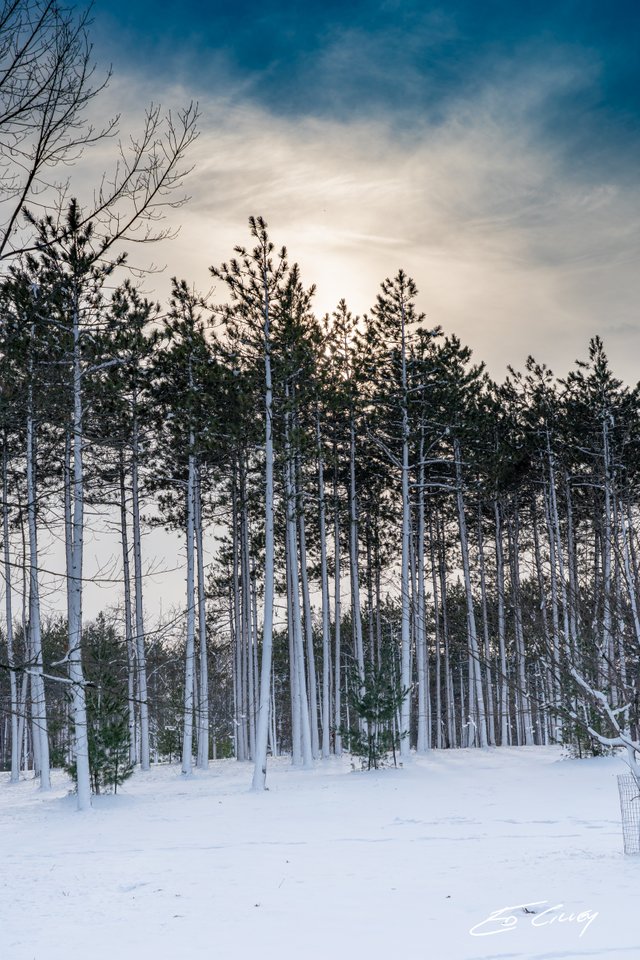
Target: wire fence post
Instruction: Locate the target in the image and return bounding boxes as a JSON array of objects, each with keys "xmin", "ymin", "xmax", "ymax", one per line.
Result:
[{"xmin": 617, "ymin": 774, "xmax": 640, "ymax": 855}]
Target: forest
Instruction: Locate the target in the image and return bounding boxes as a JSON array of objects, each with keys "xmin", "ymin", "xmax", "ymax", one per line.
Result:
[
  {"xmin": 2, "ymin": 0, "xmax": 640, "ymax": 812},
  {"xmin": 3, "ymin": 209, "xmax": 640, "ymax": 806}
]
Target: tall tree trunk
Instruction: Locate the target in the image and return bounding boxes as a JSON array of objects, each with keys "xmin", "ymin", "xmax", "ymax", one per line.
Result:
[
  {"xmin": 399, "ymin": 304, "xmax": 412, "ymax": 758},
  {"xmin": 181, "ymin": 437, "xmax": 196, "ymax": 776},
  {"xmin": 333, "ymin": 462, "xmax": 342, "ymax": 756},
  {"xmin": 25, "ymin": 346, "xmax": 50, "ymax": 790},
  {"xmin": 564, "ymin": 474, "xmax": 579, "ymax": 649},
  {"xmin": 531, "ymin": 495, "xmax": 553, "ymax": 744},
  {"xmin": 119, "ymin": 453, "xmax": 137, "ymax": 765},
  {"xmin": 507, "ymin": 501, "xmax": 534, "ymax": 746},
  {"xmin": 286, "ymin": 531, "xmax": 302, "ymax": 766},
  {"xmin": 285, "ymin": 405, "xmax": 312, "ymax": 768},
  {"xmin": 240, "ymin": 466, "xmax": 254, "ymax": 761},
  {"xmin": 477, "ymin": 505, "xmax": 496, "ymax": 746},
  {"xmin": 3, "ymin": 443, "xmax": 19, "ymax": 782},
  {"xmin": 297, "ymin": 462, "xmax": 320, "ymax": 759},
  {"xmin": 429, "ymin": 516, "xmax": 443, "ymax": 749},
  {"xmin": 252, "ymin": 269, "xmax": 276, "ymax": 790},
  {"xmin": 195, "ymin": 468, "xmax": 209, "ymax": 768},
  {"xmin": 131, "ymin": 412, "xmax": 150, "ymax": 770},
  {"xmin": 349, "ymin": 419, "xmax": 365, "ymax": 686},
  {"xmin": 231, "ymin": 471, "xmax": 246, "ymax": 762},
  {"xmin": 317, "ymin": 412, "xmax": 331, "ymax": 759},
  {"xmin": 68, "ymin": 298, "xmax": 90, "ymax": 809},
  {"xmin": 415, "ymin": 432, "xmax": 429, "ymax": 751},
  {"xmin": 453, "ymin": 438, "xmax": 488, "ymax": 747},
  {"xmin": 601, "ymin": 417, "xmax": 615, "ymax": 696},
  {"xmin": 494, "ymin": 501, "xmax": 510, "ymax": 746},
  {"xmin": 439, "ymin": 532, "xmax": 456, "ymax": 748}
]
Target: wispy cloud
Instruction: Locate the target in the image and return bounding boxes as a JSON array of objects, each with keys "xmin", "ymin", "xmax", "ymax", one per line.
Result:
[{"xmin": 70, "ymin": 40, "xmax": 640, "ymax": 385}]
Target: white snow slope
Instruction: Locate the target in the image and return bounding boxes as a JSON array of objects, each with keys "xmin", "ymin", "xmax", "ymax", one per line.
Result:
[{"xmin": 1, "ymin": 746, "xmax": 638, "ymax": 960}]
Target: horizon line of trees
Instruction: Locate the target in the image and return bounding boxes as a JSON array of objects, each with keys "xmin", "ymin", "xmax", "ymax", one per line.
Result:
[
  {"xmin": 3, "ymin": 213, "xmax": 640, "ymax": 801},
  {"xmin": 2, "ymin": 0, "xmax": 640, "ymax": 807}
]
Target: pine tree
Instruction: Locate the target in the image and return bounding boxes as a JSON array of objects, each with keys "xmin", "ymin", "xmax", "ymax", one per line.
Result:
[
  {"xmin": 342, "ymin": 643, "xmax": 408, "ymax": 770},
  {"xmin": 66, "ymin": 616, "xmax": 134, "ymax": 795}
]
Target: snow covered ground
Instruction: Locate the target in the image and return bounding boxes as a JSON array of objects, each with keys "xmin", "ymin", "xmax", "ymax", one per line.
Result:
[{"xmin": 2, "ymin": 746, "xmax": 638, "ymax": 960}]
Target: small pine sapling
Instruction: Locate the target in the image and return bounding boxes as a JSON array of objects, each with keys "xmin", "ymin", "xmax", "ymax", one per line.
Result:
[
  {"xmin": 66, "ymin": 615, "xmax": 134, "ymax": 795},
  {"xmin": 67, "ymin": 679, "xmax": 134, "ymax": 794},
  {"xmin": 342, "ymin": 649, "xmax": 409, "ymax": 770}
]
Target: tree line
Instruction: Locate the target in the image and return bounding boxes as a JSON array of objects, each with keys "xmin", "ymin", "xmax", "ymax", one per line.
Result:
[
  {"xmin": 2, "ymin": 1, "xmax": 640, "ymax": 807},
  {"xmin": 3, "ymin": 211, "xmax": 640, "ymax": 800}
]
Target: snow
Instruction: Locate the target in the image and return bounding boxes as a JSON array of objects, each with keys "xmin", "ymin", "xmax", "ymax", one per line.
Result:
[{"xmin": 2, "ymin": 746, "xmax": 638, "ymax": 960}]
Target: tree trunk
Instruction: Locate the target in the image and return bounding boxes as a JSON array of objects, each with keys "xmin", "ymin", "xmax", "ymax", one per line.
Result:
[
  {"xmin": 507, "ymin": 502, "xmax": 534, "ymax": 746},
  {"xmin": 286, "ymin": 531, "xmax": 302, "ymax": 766},
  {"xmin": 494, "ymin": 501, "xmax": 510, "ymax": 746},
  {"xmin": 25, "ymin": 347, "xmax": 50, "ymax": 790},
  {"xmin": 429, "ymin": 517, "xmax": 443, "ymax": 749},
  {"xmin": 252, "ymin": 270, "xmax": 276, "ymax": 790},
  {"xmin": 399, "ymin": 304, "xmax": 412, "ymax": 759},
  {"xmin": 334, "ymin": 462, "xmax": 342, "ymax": 756},
  {"xmin": 118, "ymin": 453, "xmax": 137, "ymax": 765},
  {"xmin": 297, "ymin": 460, "xmax": 320, "ymax": 759},
  {"xmin": 349, "ymin": 420, "xmax": 365, "ymax": 685},
  {"xmin": 453, "ymin": 438, "xmax": 488, "ymax": 747},
  {"xmin": 131, "ymin": 412, "xmax": 150, "ymax": 770},
  {"xmin": 415, "ymin": 433, "xmax": 429, "ymax": 751},
  {"xmin": 477, "ymin": 505, "xmax": 496, "ymax": 746},
  {"xmin": 317, "ymin": 412, "xmax": 331, "ymax": 759},
  {"xmin": 240, "ymin": 467, "xmax": 254, "ymax": 761},
  {"xmin": 231, "ymin": 471, "xmax": 246, "ymax": 761},
  {"xmin": 68, "ymin": 299, "xmax": 90, "ymax": 809},
  {"xmin": 285, "ymin": 405, "xmax": 313, "ymax": 768},
  {"xmin": 181, "ymin": 438, "xmax": 196, "ymax": 776},
  {"xmin": 3, "ymin": 443, "xmax": 19, "ymax": 782},
  {"xmin": 195, "ymin": 469, "xmax": 209, "ymax": 768}
]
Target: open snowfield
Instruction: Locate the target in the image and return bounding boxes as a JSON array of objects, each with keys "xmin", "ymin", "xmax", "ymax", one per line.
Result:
[{"xmin": 2, "ymin": 746, "xmax": 638, "ymax": 960}]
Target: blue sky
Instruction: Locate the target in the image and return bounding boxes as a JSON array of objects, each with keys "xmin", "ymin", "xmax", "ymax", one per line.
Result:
[
  {"xmin": 95, "ymin": 0, "xmax": 640, "ymax": 144},
  {"xmin": 85, "ymin": 0, "xmax": 640, "ymax": 388}
]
